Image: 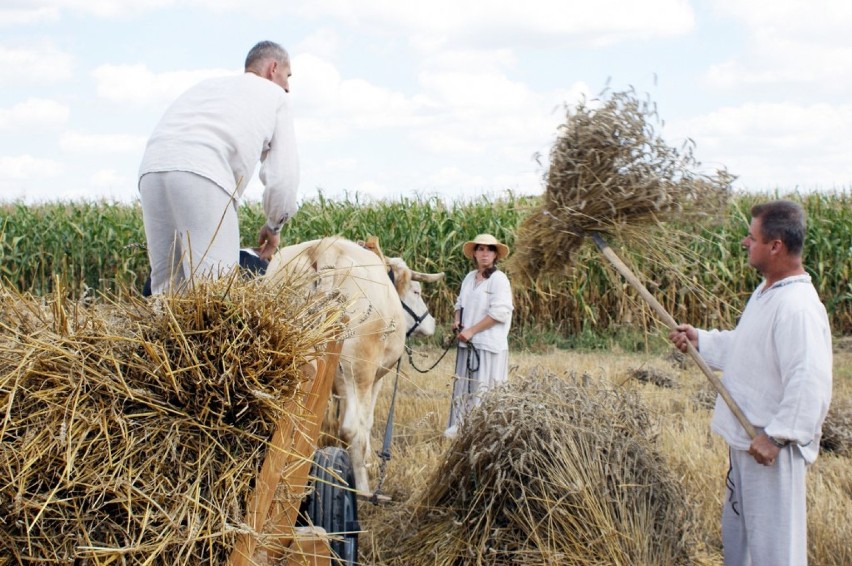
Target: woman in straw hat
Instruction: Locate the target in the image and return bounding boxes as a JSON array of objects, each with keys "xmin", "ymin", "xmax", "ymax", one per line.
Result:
[{"xmin": 444, "ymin": 234, "xmax": 514, "ymax": 439}]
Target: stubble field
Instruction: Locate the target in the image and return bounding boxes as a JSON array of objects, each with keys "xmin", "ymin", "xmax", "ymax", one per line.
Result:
[{"xmin": 351, "ymin": 339, "xmax": 852, "ymax": 565}]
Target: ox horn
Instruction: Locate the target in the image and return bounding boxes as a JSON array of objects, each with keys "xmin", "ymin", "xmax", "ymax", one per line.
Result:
[{"xmin": 411, "ymin": 270, "xmax": 445, "ymax": 283}]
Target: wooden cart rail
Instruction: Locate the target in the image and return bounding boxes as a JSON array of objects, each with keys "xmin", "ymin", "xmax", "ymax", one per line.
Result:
[{"xmin": 230, "ymin": 339, "xmax": 343, "ymax": 566}]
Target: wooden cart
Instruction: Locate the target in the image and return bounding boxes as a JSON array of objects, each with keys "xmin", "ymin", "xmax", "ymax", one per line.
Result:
[{"xmin": 229, "ymin": 338, "xmax": 359, "ymax": 566}]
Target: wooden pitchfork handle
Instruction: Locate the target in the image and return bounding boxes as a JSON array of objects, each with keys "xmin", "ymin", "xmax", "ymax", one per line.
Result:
[{"xmin": 590, "ymin": 232, "xmax": 758, "ymax": 439}]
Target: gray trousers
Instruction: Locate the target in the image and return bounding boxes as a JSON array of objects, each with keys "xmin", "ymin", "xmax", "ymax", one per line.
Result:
[
  {"xmin": 723, "ymin": 446, "xmax": 808, "ymax": 565},
  {"xmin": 139, "ymin": 171, "xmax": 240, "ymax": 295}
]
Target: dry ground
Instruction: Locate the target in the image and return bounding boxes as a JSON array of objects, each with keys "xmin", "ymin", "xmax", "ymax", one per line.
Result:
[{"xmin": 346, "ymin": 340, "xmax": 852, "ymax": 565}]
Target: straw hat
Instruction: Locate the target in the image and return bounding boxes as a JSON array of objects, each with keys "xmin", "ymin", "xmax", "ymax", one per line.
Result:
[{"xmin": 462, "ymin": 233, "xmax": 510, "ymax": 260}]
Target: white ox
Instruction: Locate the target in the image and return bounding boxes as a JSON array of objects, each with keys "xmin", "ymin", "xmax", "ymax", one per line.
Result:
[{"xmin": 264, "ymin": 237, "xmax": 444, "ymax": 494}]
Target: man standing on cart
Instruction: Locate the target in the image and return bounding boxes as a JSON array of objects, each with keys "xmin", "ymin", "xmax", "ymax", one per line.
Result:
[{"xmin": 138, "ymin": 40, "xmax": 299, "ymax": 295}]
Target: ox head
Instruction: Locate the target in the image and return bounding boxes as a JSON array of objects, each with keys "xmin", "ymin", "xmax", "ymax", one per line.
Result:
[{"xmin": 386, "ymin": 257, "xmax": 445, "ymax": 337}]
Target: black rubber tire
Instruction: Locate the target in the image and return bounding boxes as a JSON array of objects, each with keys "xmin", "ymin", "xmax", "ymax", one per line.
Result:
[{"xmin": 297, "ymin": 446, "xmax": 360, "ymax": 565}]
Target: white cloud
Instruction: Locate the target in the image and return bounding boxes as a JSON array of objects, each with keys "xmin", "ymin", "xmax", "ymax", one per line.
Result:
[
  {"xmin": 0, "ymin": 154, "xmax": 63, "ymax": 180},
  {"xmin": 339, "ymin": 79, "xmax": 422, "ymax": 127},
  {"xmin": 59, "ymin": 131, "xmax": 147, "ymax": 153},
  {"xmin": 91, "ymin": 64, "xmax": 236, "ymax": 106},
  {"xmin": 293, "ymin": 117, "xmax": 346, "ymax": 143},
  {"xmin": 291, "ymin": 53, "xmax": 424, "ymax": 133},
  {"xmin": 0, "ymin": 45, "xmax": 74, "ymax": 85},
  {"xmin": 415, "ymin": 47, "xmax": 518, "ymax": 74},
  {"xmin": 423, "ymin": 166, "xmax": 486, "ymax": 189},
  {"xmin": 412, "ymin": 166, "xmax": 542, "ymax": 202},
  {"xmin": 492, "ymin": 170, "xmax": 545, "ymax": 194},
  {"xmin": 290, "ymin": 50, "xmax": 575, "ymax": 177},
  {"xmin": 410, "ymin": 71, "xmax": 584, "ymax": 161},
  {"xmin": 0, "ymin": 98, "xmax": 69, "ymax": 131},
  {"xmin": 0, "ymin": 159, "xmax": 137, "ymax": 203},
  {"xmin": 89, "ymin": 168, "xmax": 134, "ymax": 191},
  {"xmin": 705, "ymin": 38, "xmax": 852, "ymax": 93},
  {"xmin": 350, "ymin": 179, "xmax": 393, "ymax": 200},
  {"xmin": 705, "ymin": 1, "xmax": 852, "ymax": 93},
  {"xmin": 4, "ymin": 0, "xmax": 845, "ymax": 205},
  {"xmin": 714, "ymin": 0, "xmax": 852, "ymax": 43},
  {"xmin": 322, "ymin": 157, "xmax": 358, "ymax": 171},
  {"xmin": 290, "ymin": 54, "xmax": 342, "ymax": 110},
  {"xmin": 415, "ymin": 130, "xmax": 482, "ymax": 155},
  {"xmin": 669, "ymin": 102, "xmax": 852, "ymax": 189},
  {"xmin": 0, "ymin": 5, "xmax": 60, "ymax": 26},
  {"xmin": 295, "ymin": 28, "xmax": 340, "ymax": 60},
  {"xmin": 293, "ymin": 0, "xmax": 694, "ymax": 48},
  {"xmin": 419, "ymin": 70, "xmax": 531, "ymax": 111},
  {"xmin": 289, "ymin": 45, "xmax": 584, "ymax": 204},
  {"xmin": 38, "ymin": 0, "xmax": 176, "ymax": 19}
]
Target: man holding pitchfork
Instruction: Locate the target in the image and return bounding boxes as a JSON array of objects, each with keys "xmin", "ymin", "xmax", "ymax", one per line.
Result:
[{"xmin": 669, "ymin": 200, "xmax": 832, "ymax": 565}]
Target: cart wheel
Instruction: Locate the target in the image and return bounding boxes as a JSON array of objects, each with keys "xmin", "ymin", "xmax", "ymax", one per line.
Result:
[{"xmin": 297, "ymin": 446, "xmax": 359, "ymax": 565}]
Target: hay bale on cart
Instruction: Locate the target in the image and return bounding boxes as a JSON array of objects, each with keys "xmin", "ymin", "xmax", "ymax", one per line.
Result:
[{"xmin": 0, "ymin": 275, "xmax": 351, "ymax": 564}]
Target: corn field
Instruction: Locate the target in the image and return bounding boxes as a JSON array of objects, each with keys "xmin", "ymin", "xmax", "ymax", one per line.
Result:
[{"xmin": 1, "ymin": 190, "xmax": 849, "ymax": 336}]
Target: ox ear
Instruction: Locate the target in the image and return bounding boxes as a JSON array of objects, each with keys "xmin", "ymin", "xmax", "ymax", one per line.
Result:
[{"xmin": 411, "ymin": 270, "xmax": 445, "ymax": 283}]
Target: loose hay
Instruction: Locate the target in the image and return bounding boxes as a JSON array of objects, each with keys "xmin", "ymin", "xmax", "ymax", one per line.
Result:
[
  {"xmin": 371, "ymin": 368, "xmax": 700, "ymax": 565},
  {"xmin": 629, "ymin": 366, "xmax": 677, "ymax": 389},
  {"xmin": 820, "ymin": 398, "xmax": 852, "ymax": 457},
  {"xmin": 510, "ymin": 88, "xmax": 733, "ymax": 280},
  {"xmin": 0, "ymin": 275, "xmax": 346, "ymax": 564}
]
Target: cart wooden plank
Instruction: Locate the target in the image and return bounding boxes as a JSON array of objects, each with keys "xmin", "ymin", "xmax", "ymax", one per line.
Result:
[{"xmin": 230, "ymin": 339, "xmax": 343, "ymax": 565}]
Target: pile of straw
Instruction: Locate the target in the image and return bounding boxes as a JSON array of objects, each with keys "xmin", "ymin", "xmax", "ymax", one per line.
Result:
[
  {"xmin": 821, "ymin": 398, "xmax": 852, "ymax": 457},
  {"xmin": 373, "ymin": 369, "xmax": 699, "ymax": 565},
  {"xmin": 629, "ymin": 366, "xmax": 677, "ymax": 389},
  {"xmin": 511, "ymin": 88, "xmax": 733, "ymax": 280},
  {"xmin": 0, "ymin": 276, "xmax": 345, "ymax": 563}
]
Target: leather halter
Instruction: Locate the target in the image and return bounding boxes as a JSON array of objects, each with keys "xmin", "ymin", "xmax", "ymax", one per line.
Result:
[{"xmin": 387, "ymin": 267, "xmax": 430, "ymax": 338}]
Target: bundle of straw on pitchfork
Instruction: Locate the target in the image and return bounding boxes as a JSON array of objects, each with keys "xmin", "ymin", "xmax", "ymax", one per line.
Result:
[
  {"xmin": 510, "ymin": 88, "xmax": 757, "ymax": 438},
  {"xmin": 513, "ymin": 88, "xmax": 733, "ymax": 279}
]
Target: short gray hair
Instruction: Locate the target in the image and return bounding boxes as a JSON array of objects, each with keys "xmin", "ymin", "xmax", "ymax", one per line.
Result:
[{"xmin": 244, "ymin": 41, "xmax": 289, "ymax": 71}]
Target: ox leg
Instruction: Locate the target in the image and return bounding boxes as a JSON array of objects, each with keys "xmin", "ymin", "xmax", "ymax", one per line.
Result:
[{"xmin": 336, "ymin": 360, "xmax": 378, "ymax": 495}]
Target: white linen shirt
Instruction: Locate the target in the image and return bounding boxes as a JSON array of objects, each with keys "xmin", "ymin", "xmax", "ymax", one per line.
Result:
[
  {"xmin": 455, "ymin": 269, "xmax": 513, "ymax": 353},
  {"xmin": 138, "ymin": 73, "xmax": 299, "ymax": 231},
  {"xmin": 697, "ymin": 274, "xmax": 832, "ymax": 463}
]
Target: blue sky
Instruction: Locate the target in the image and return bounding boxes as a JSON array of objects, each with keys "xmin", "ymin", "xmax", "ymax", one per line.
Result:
[{"xmin": 2, "ymin": 0, "xmax": 850, "ymax": 206}]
